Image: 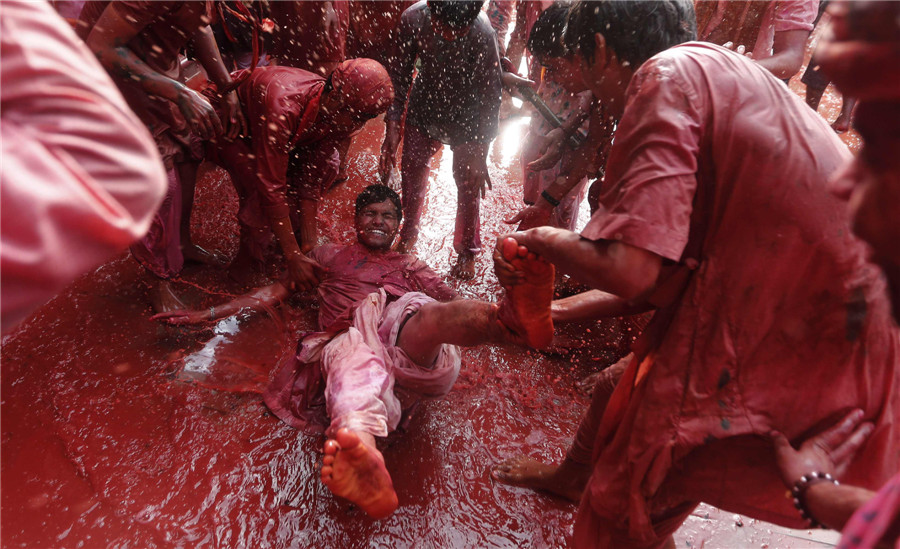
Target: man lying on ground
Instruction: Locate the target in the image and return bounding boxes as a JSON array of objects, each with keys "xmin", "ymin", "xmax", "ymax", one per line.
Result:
[{"xmin": 154, "ymin": 184, "xmax": 556, "ymax": 518}]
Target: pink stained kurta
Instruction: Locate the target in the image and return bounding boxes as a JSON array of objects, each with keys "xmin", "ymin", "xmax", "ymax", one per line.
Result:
[
  {"xmin": 837, "ymin": 473, "xmax": 900, "ymax": 549},
  {"xmin": 0, "ymin": 0, "xmax": 166, "ymax": 332},
  {"xmin": 263, "ymin": 243, "xmax": 459, "ymax": 435},
  {"xmin": 575, "ymin": 43, "xmax": 900, "ymax": 548}
]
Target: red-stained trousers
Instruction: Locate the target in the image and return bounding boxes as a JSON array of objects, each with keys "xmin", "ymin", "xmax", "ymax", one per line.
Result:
[{"xmin": 399, "ymin": 125, "xmax": 482, "ymax": 255}]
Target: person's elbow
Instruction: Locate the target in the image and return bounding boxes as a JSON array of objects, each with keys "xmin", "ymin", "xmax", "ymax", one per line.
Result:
[{"xmin": 608, "ymin": 243, "xmax": 662, "ymax": 300}]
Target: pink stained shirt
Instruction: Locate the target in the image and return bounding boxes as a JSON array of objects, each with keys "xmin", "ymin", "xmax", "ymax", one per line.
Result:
[
  {"xmin": 579, "ymin": 42, "xmax": 900, "ymax": 544},
  {"xmin": 1, "ymin": 0, "xmax": 166, "ymax": 332},
  {"xmin": 230, "ymin": 66, "xmax": 339, "ymax": 218},
  {"xmin": 307, "ymin": 243, "xmax": 457, "ymax": 332}
]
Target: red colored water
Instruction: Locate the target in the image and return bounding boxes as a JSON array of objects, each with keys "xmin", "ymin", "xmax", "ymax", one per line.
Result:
[
  {"xmin": 2, "ymin": 118, "xmax": 626, "ymax": 547},
  {"xmin": 2, "ymin": 34, "xmax": 859, "ymax": 543}
]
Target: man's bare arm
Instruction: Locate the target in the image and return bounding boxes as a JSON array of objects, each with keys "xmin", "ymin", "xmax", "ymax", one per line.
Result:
[
  {"xmin": 152, "ymin": 281, "xmax": 292, "ymax": 325},
  {"xmin": 755, "ymin": 29, "xmax": 809, "ymax": 79},
  {"xmin": 552, "ymin": 290, "xmax": 654, "ymax": 324},
  {"xmin": 496, "ymin": 227, "xmax": 662, "ymax": 301}
]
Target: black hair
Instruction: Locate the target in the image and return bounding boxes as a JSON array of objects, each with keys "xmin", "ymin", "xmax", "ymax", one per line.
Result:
[
  {"xmin": 564, "ymin": 0, "xmax": 696, "ymax": 67},
  {"xmin": 427, "ymin": 0, "xmax": 485, "ymax": 29},
  {"xmin": 528, "ymin": 3, "xmax": 572, "ymax": 61},
  {"xmin": 355, "ymin": 184, "xmax": 403, "ymax": 221}
]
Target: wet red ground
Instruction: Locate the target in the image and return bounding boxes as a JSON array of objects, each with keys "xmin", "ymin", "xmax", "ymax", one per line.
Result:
[
  {"xmin": 1, "ymin": 117, "xmax": 634, "ymax": 548},
  {"xmin": 2, "ymin": 25, "xmax": 859, "ymax": 547}
]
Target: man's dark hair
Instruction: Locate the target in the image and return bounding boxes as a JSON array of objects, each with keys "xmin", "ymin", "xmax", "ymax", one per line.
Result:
[
  {"xmin": 427, "ymin": 0, "xmax": 485, "ymax": 29},
  {"xmin": 355, "ymin": 184, "xmax": 403, "ymax": 221},
  {"xmin": 528, "ymin": 3, "xmax": 572, "ymax": 61},
  {"xmin": 564, "ymin": 0, "xmax": 696, "ymax": 67}
]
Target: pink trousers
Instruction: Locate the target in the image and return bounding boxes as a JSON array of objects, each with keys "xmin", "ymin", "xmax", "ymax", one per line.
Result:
[{"xmin": 299, "ymin": 290, "xmax": 461, "ymax": 437}]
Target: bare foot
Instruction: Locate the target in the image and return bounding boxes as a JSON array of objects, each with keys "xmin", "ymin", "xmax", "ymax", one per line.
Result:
[
  {"xmin": 497, "ymin": 237, "xmax": 555, "ymax": 349},
  {"xmin": 182, "ymin": 243, "xmax": 226, "ymax": 267},
  {"xmin": 832, "ymin": 117, "xmax": 852, "ymax": 133},
  {"xmin": 576, "ymin": 370, "xmax": 603, "ymax": 395},
  {"xmin": 321, "ymin": 428, "xmax": 399, "ymax": 519},
  {"xmin": 151, "ymin": 280, "xmax": 188, "ymax": 313},
  {"xmin": 450, "ymin": 252, "xmax": 476, "ymax": 280},
  {"xmin": 491, "ymin": 456, "xmax": 586, "ymax": 502}
]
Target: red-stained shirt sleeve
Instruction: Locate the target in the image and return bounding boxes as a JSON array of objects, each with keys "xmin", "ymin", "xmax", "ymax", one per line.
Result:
[
  {"xmin": 580, "ymin": 57, "xmax": 704, "ymax": 262},
  {"xmin": 772, "ymin": 0, "xmax": 817, "ymax": 32},
  {"xmin": 407, "ymin": 258, "xmax": 458, "ymax": 301},
  {"xmin": 248, "ymin": 90, "xmax": 302, "ymax": 218},
  {"xmin": 1, "ymin": 0, "xmax": 167, "ymax": 332}
]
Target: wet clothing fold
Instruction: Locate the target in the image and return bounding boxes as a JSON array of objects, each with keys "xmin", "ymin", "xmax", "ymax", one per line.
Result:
[{"xmin": 575, "ymin": 43, "xmax": 900, "ymax": 548}]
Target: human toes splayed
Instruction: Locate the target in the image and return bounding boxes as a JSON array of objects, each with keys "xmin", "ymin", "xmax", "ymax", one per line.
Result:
[
  {"xmin": 321, "ymin": 428, "xmax": 399, "ymax": 519},
  {"xmin": 496, "ymin": 237, "xmax": 555, "ymax": 349}
]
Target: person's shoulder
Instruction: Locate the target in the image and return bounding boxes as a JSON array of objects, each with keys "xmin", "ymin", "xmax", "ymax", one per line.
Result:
[
  {"xmin": 402, "ymin": 1, "xmax": 429, "ymax": 25},
  {"xmin": 636, "ymin": 42, "xmax": 740, "ymax": 86}
]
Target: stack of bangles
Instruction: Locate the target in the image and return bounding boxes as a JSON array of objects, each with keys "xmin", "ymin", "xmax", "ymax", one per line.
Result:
[{"xmin": 790, "ymin": 471, "xmax": 839, "ymax": 528}]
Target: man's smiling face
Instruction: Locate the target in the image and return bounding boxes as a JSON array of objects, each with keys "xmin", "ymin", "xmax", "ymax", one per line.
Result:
[{"xmin": 355, "ymin": 199, "xmax": 401, "ymax": 251}]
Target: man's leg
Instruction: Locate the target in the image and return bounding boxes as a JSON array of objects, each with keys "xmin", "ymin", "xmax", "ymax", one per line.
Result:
[
  {"xmin": 397, "ymin": 239, "xmax": 556, "ymax": 365},
  {"xmin": 397, "ymin": 125, "xmax": 442, "ymax": 253},
  {"xmin": 176, "ymin": 160, "xmax": 223, "ymax": 266},
  {"xmin": 130, "ymin": 164, "xmax": 187, "ymax": 312},
  {"xmin": 318, "ymin": 327, "xmax": 400, "ymax": 519},
  {"xmin": 491, "ymin": 356, "xmax": 628, "ymax": 501}
]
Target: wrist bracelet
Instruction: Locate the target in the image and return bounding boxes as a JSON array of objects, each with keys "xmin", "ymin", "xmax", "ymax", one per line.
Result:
[
  {"xmin": 209, "ymin": 306, "xmax": 216, "ymax": 321},
  {"xmin": 541, "ymin": 190, "xmax": 561, "ymax": 207},
  {"xmin": 790, "ymin": 471, "xmax": 838, "ymax": 528}
]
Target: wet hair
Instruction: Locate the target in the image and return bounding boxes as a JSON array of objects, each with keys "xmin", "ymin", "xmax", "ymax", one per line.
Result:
[
  {"xmin": 564, "ymin": 0, "xmax": 696, "ymax": 67},
  {"xmin": 528, "ymin": 3, "xmax": 572, "ymax": 61},
  {"xmin": 427, "ymin": 0, "xmax": 485, "ymax": 29},
  {"xmin": 355, "ymin": 184, "xmax": 403, "ymax": 221}
]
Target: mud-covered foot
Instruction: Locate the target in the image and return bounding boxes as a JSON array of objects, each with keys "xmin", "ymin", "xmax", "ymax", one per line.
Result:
[
  {"xmin": 496, "ymin": 237, "xmax": 555, "ymax": 349},
  {"xmin": 182, "ymin": 243, "xmax": 227, "ymax": 267},
  {"xmin": 151, "ymin": 280, "xmax": 188, "ymax": 314},
  {"xmin": 491, "ymin": 456, "xmax": 584, "ymax": 502},
  {"xmin": 321, "ymin": 429, "xmax": 398, "ymax": 519},
  {"xmin": 450, "ymin": 252, "xmax": 476, "ymax": 280}
]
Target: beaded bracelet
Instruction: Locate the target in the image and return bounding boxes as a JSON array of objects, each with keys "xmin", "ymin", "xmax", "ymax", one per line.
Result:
[{"xmin": 790, "ymin": 471, "xmax": 839, "ymax": 528}]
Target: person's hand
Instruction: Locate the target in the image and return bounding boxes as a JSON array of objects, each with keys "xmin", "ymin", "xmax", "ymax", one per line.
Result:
[
  {"xmin": 771, "ymin": 409, "xmax": 874, "ymax": 489},
  {"xmin": 151, "ymin": 309, "xmax": 210, "ymax": 325},
  {"xmin": 219, "ymin": 90, "xmax": 247, "ymax": 140},
  {"xmin": 504, "ymin": 201, "xmax": 553, "ymax": 230},
  {"xmin": 722, "ymin": 41, "xmax": 753, "ymax": 59},
  {"xmin": 527, "ymin": 128, "xmax": 566, "ymax": 172},
  {"xmin": 500, "ymin": 71, "xmax": 535, "ymax": 99},
  {"xmin": 453, "ymin": 143, "xmax": 492, "ymax": 198},
  {"xmin": 379, "ymin": 120, "xmax": 401, "ymax": 183},
  {"xmin": 492, "ymin": 234, "xmax": 526, "ymax": 289},
  {"xmin": 285, "ymin": 253, "xmax": 323, "ymax": 292},
  {"xmin": 176, "ymin": 86, "xmax": 224, "ymax": 140}
]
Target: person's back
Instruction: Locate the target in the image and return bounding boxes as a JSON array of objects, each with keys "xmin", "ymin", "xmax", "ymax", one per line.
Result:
[{"xmin": 585, "ymin": 40, "xmax": 899, "ymax": 536}]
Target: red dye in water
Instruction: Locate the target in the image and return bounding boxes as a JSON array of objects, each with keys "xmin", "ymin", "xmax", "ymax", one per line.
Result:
[{"xmin": 1, "ymin": 119, "xmax": 611, "ymax": 548}]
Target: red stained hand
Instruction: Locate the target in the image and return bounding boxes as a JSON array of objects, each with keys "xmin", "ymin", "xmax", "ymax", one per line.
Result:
[{"xmin": 771, "ymin": 409, "xmax": 874, "ymax": 488}]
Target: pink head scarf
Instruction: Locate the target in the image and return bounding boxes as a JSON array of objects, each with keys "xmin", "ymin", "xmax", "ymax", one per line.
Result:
[{"xmin": 330, "ymin": 58, "xmax": 394, "ymax": 115}]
